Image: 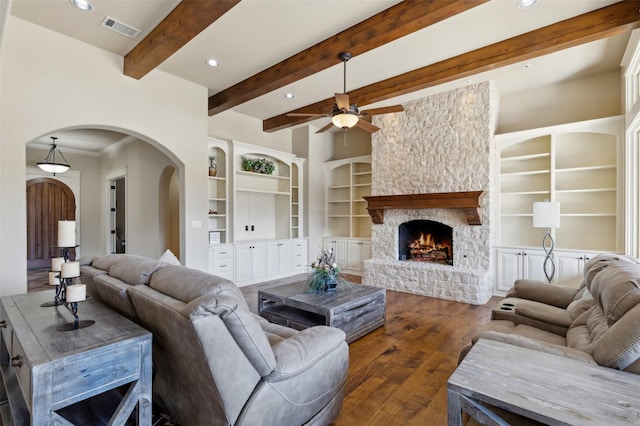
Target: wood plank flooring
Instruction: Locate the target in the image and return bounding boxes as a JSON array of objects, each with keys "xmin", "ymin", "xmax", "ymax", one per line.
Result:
[{"xmin": 241, "ymin": 274, "xmax": 500, "ymax": 426}]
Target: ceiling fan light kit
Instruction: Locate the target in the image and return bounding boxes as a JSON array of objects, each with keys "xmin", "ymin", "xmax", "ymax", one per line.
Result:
[
  {"xmin": 331, "ymin": 113, "xmax": 359, "ymax": 129},
  {"xmin": 286, "ymin": 51, "xmax": 404, "ymax": 134}
]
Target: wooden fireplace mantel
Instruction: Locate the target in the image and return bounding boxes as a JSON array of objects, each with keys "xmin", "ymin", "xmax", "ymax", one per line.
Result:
[{"xmin": 363, "ymin": 191, "xmax": 484, "ymax": 225}]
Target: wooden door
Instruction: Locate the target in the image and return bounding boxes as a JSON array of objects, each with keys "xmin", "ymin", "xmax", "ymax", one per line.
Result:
[{"xmin": 26, "ymin": 178, "xmax": 76, "ymax": 269}]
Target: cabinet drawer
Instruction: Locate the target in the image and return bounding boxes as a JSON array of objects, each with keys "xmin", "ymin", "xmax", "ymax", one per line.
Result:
[
  {"xmin": 211, "ymin": 245, "xmax": 233, "ymax": 259},
  {"xmin": 212, "ymin": 259, "xmax": 233, "ymax": 273},
  {"xmin": 11, "ymin": 332, "xmax": 31, "ymax": 409}
]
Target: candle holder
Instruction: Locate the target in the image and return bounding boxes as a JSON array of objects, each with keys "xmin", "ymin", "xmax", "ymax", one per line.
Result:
[
  {"xmin": 41, "ymin": 245, "xmax": 78, "ymax": 308},
  {"xmin": 57, "ymin": 280, "xmax": 93, "ymax": 331}
]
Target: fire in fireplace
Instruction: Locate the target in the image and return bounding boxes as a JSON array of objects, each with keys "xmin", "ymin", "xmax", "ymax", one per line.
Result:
[{"xmin": 398, "ymin": 220, "xmax": 453, "ymax": 265}]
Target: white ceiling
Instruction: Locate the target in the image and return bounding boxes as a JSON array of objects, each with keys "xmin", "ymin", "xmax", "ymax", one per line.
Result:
[{"xmin": 12, "ymin": 0, "xmax": 629, "ymax": 151}]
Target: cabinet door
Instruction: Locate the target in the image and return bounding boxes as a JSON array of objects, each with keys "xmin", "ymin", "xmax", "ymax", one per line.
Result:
[
  {"xmin": 347, "ymin": 240, "xmax": 371, "ymax": 271},
  {"xmin": 556, "ymin": 251, "xmax": 597, "ymax": 283},
  {"xmin": 522, "ymin": 250, "xmax": 549, "ymax": 283},
  {"xmin": 236, "ymin": 193, "xmax": 251, "ymax": 241},
  {"xmin": 495, "ymin": 249, "xmax": 523, "ymax": 292},
  {"xmin": 279, "ymin": 240, "xmax": 293, "ymax": 274},
  {"xmin": 235, "ymin": 244, "xmax": 253, "ymax": 282},
  {"xmin": 323, "ymin": 239, "xmax": 347, "ymax": 268},
  {"xmin": 251, "ymin": 242, "xmax": 267, "ymax": 280}
]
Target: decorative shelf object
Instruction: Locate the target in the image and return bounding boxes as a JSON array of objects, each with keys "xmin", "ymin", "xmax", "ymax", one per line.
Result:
[{"xmin": 363, "ymin": 191, "xmax": 484, "ymax": 225}]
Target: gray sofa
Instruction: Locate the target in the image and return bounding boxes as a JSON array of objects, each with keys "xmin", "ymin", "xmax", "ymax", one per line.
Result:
[
  {"xmin": 80, "ymin": 254, "xmax": 349, "ymax": 426},
  {"xmin": 463, "ymin": 253, "xmax": 640, "ymax": 373}
]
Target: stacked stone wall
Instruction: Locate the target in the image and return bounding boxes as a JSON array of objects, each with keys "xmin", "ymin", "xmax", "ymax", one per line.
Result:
[{"xmin": 364, "ymin": 82, "xmax": 498, "ymax": 305}]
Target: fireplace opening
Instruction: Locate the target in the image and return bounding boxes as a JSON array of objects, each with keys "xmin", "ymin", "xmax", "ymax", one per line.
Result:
[{"xmin": 398, "ymin": 220, "xmax": 453, "ymax": 265}]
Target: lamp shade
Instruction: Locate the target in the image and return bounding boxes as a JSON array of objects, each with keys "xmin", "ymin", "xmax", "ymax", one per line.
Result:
[
  {"xmin": 533, "ymin": 201, "xmax": 560, "ymax": 228},
  {"xmin": 331, "ymin": 113, "xmax": 359, "ymax": 129}
]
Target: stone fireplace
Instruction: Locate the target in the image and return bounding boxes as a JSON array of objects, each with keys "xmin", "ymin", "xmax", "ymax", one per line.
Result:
[{"xmin": 363, "ymin": 82, "xmax": 498, "ymax": 305}]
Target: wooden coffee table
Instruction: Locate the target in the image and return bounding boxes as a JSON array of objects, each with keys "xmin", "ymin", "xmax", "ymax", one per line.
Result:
[
  {"xmin": 448, "ymin": 338, "xmax": 640, "ymax": 425},
  {"xmin": 258, "ymin": 281, "xmax": 386, "ymax": 343}
]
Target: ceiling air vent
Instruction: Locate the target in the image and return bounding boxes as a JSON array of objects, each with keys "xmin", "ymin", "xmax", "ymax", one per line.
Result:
[{"xmin": 101, "ymin": 16, "xmax": 141, "ymax": 39}]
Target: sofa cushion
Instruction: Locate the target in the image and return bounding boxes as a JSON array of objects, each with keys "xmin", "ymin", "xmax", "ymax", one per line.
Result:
[
  {"xmin": 184, "ymin": 294, "xmax": 277, "ymax": 376},
  {"xmin": 150, "ymin": 265, "xmax": 245, "ymax": 307},
  {"xmin": 109, "ymin": 257, "xmax": 164, "ymax": 285},
  {"xmin": 91, "ymin": 254, "xmax": 129, "ymax": 271}
]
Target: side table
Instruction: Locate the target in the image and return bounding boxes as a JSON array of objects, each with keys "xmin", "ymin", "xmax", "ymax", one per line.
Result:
[
  {"xmin": 0, "ymin": 290, "xmax": 152, "ymax": 425},
  {"xmin": 448, "ymin": 338, "xmax": 640, "ymax": 425}
]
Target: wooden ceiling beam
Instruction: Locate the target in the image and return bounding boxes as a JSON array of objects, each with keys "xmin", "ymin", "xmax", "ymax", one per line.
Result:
[
  {"xmin": 207, "ymin": 0, "xmax": 489, "ymax": 116},
  {"xmin": 124, "ymin": 0, "xmax": 241, "ymax": 80},
  {"xmin": 263, "ymin": 1, "xmax": 640, "ymax": 133}
]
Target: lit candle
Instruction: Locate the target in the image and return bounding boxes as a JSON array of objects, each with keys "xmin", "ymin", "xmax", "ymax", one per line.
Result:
[
  {"xmin": 48, "ymin": 272, "xmax": 60, "ymax": 286},
  {"xmin": 60, "ymin": 261, "xmax": 80, "ymax": 278},
  {"xmin": 51, "ymin": 257, "xmax": 65, "ymax": 272},
  {"xmin": 66, "ymin": 284, "xmax": 86, "ymax": 302},
  {"xmin": 58, "ymin": 220, "xmax": 76, "ymax": 247}
]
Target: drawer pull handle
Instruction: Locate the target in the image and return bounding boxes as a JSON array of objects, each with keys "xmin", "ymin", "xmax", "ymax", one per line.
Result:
[
  {"xmin": 220, "ymin": 264, "xmax": 227, "ymax": 268},
  {"xmin": 0, "ymin": 320, "xmax": 5, "ymax": 328},
  {"xmin": 11, "ymin": 355, "xmax": 22, "ymax": 368},
  {"xmin": 220, "ymin": 251, "xmax": 227, "ymax": 255}
]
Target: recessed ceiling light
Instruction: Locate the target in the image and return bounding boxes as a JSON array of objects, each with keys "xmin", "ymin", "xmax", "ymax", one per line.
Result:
[
  {"xmin": 70, "ymin": 0, "xmax": 93, "ymax": 11},
  {"xmin": 206, "ymin": 59, "xmax": 219, "ymax": 67},
  {"xmin": 522, "ymin": 63, "xmax": 533, "ymax": 69},
  {"xmin": 284, "ymin": 93, "xmax": 295, "ymax": 99},
  {"xmin": 517, "ymin": 0, "xmax": 538, "ymax": 9}
]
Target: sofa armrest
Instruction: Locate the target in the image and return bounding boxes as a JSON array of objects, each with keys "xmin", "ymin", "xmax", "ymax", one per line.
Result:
[
  {"xmin": 268, "ymin": 326, "xmax": 346, "ymax": 382},
  {"xmin": 476, "ymin": 330, "xmax": 597, "ymax": 365},
  {"xmin": 506, "ymin": 279, "xmax": 580, "ymax": 308},
  {"xmin": 514, "ymin": 300, "xmax": 573, "ymax": 328}
]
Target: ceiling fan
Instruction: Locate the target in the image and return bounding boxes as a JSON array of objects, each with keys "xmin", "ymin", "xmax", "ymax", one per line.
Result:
[{"xmin": 287, "ymin": 52, "xmax": 404, "ymax": 134}]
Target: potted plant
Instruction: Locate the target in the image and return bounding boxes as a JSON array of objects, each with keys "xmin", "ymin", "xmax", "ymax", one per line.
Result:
[
  {"xmin": 308, "ymin": 248, "xmax": 340, "ymax": 291},
  {"xmin": 208, "ymin": 155, "xmax": 217, "ymax": 177}
]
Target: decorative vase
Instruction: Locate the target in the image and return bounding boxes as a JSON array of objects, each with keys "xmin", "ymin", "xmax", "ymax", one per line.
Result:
[
  {"xmin": 209, "ymin": 166, "xmax": 217, "ymax": 177},
  {"xmin": 325, "ymin": 274, "xmax": 338, "ymax": 291}
]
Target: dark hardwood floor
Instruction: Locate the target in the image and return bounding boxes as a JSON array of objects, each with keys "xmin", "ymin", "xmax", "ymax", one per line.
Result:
[{"xmin": 241, "ymin": 273, "xmax": 500, "ymax": 426}]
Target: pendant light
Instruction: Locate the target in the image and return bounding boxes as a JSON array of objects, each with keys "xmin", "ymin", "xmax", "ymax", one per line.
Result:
[{"xmin": 37, "ymin": 136, "xmax": 70, "ymax": 176}]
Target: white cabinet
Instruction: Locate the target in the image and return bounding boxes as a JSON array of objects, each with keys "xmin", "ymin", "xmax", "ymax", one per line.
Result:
[
  {"xmin": 266, "ymin": 239, "xmax": 293, "ymax": 276},
  {"xmin": 209, "ymin": 243, "xmax": 234, "ymax": 281},
  {"xmin": 555, "ymin": 250, "xmax": 599, "ymax": 283},
  {"xmin": 322, "ymin": 238, "xmax": 348, "ymax": 270},
  {"xmin": 236, "ymin": 192, "xmax": 277, "ymax": 241},
  {"xmin": 495, "ymin": 248, "xmax": 548, "ymax": 292},
  {"xmin": 347, "ymin": 239, "xmax": 372, "ymax": 272},
  {"xmin": 235, "ymin": 242, "xmax": 267, "ymax": 285}
]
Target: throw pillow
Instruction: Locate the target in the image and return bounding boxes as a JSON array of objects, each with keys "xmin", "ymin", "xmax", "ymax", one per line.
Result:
[{"xmin": 159, "ymin": 249, "xmax": 181, "ymax": 266}]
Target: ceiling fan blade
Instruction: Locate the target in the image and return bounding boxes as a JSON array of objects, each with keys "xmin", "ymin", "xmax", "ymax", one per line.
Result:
[
  {"xmin": 287, "ymin": 113, "xmax": 327, "ymax": 117},
  {"xmin": 355, "ymin": 119, "xmax": 380, "ymax": 133},
  {"xmin": 315, "ymin": 122, "xmax": 335, "ymax": 134},
  {"xmin": 335, "ymin": 93, "xmax": 350, "ymax": 111},
  {"xmin": 360, "ymin": 105, "xmax": 404, "ymax": 116}
]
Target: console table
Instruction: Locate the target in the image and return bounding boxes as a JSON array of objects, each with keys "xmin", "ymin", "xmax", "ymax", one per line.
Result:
[
  {"xmin": 0, "ymin": 290, "xmax": 152, "ymax": 425},
  {"xmin": 448, "ymin": 339, "xmax": 640, "ymax": 425}
]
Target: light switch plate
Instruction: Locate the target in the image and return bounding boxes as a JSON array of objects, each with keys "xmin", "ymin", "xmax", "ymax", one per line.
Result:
[{"xmin": 191, "ymin": 220, "xmax": 202, "ymax": 229}]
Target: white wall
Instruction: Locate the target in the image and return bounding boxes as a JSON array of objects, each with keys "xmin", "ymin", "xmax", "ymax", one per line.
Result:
[
  {"xmin": 208, "ymin": 110, "xmax": 291, "ymax": 152},
  {"xmin": 0, "ymin": 16, "xmax": 208, "ymax": 296},
  {"xmin": 292, "ymin": 125, "xmax": 332, "ymax": 257},
  {"xmin": 498, "ymin": 70, "xmax": 621, "ymax": 133}
]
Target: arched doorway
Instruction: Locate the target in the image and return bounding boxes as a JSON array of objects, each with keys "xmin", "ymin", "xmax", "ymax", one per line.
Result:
[{"xmin": 26, "ymin": 178, "xmax": 76, "ymax": 269}]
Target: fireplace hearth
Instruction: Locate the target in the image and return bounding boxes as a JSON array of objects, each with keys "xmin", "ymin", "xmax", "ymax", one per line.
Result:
[{"xmin": 398, "ymin": 220, "xmax": 453, "ymax": 265}]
